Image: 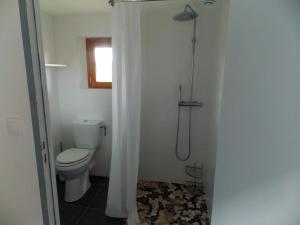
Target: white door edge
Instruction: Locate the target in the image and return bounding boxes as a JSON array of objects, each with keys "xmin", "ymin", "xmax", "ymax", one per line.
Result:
[{"xmin": 19, "ymin": 0, "xmax": 60, "ymax": 225}]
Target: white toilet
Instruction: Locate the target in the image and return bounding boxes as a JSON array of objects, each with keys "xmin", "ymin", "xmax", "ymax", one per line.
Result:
[{"xmin": 56, "ymin": 119, "xmax": 104, "ymax": 202}]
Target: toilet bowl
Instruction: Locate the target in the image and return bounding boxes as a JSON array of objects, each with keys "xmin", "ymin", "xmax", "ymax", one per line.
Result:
[
  {"xmin": 55, "ymin": 119, "xmax": 103, "ymax": 202},
  {"xmin": 56, "ymin": 148, "xmax": 95, "ymax": 202}
]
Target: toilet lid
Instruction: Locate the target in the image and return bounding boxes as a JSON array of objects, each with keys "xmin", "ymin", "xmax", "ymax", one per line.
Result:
[{"xmin": 56, "ymin": 148, "xmax": 90, "ymax": 165}]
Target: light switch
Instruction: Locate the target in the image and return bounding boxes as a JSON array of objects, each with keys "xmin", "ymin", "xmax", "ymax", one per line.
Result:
[{"xmin": 6, "ymin": 116, "xmax": 25, "ymax": 136}]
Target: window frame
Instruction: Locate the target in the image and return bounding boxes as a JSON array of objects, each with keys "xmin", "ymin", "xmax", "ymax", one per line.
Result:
[{"xmin": 86, "ymin": 37, "xmax": 112, "ymax": 89}]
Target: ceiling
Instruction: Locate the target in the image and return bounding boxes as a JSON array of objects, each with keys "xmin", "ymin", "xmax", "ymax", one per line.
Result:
[
  {"xmin": 39, "ymin": 0, "xmax": 112, "ymax": 15},
  {"xmin": 39, "ymin": 0, "xmax": 213, "ymax": 16}
]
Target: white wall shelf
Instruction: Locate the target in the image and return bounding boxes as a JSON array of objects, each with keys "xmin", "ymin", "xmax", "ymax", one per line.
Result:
[{"xmin": 45, "ymin": 64, "xmax": 67, "ymax": 68}]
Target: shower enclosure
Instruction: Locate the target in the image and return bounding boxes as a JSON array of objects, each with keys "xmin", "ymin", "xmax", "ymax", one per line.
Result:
[{"xmin": 107, "ymin": 0, "xmax": 221, "ymax": 224}]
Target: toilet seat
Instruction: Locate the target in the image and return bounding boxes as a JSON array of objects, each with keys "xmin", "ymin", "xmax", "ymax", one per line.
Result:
[{"xmin": 56, "ymin": 148, "xmax": 90, "ymax": 167}]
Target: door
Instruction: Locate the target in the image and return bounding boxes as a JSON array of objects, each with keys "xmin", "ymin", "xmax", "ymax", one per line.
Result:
[{"xmin": 19, "ymin": 0, "xmax": 60, "ymax": 224}]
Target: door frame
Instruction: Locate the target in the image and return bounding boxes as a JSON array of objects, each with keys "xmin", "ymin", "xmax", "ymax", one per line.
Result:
[{"xmin": 18, "ymin": 0, "xmax": 60, "ymax": 224}]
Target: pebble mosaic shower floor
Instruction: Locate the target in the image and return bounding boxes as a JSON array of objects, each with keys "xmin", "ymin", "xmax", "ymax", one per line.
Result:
[{"xmin": 125, "ymin": 181, "xmax": 210, "ymax": 225}]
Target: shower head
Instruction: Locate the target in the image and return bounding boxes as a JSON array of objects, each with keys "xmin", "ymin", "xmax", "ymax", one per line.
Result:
[{"xmin": 173, "ymin": 4, "xmax": 198, "ymax": 22}]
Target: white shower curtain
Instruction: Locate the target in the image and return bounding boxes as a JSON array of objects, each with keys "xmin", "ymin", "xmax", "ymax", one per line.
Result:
[{"xmin": 105, "ymin": 2, "xmax": 141, "ymax": 225}]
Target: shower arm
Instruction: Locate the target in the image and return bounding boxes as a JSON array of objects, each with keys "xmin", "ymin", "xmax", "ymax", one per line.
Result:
[{"xmin": 185, "ymin": 4, "xmax": 197, "ymax": 15}]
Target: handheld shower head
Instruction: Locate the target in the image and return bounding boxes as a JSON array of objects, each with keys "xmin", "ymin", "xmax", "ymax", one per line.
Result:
[{"xmin": 173, "ymin": 4, "xmax": 198, "ymax": 22}]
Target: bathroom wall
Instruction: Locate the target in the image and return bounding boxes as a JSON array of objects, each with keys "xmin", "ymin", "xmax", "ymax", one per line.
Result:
[
  {"xmin": 211, "ymin": 0, "xmax": 300, "ymax": 224},
  {"xmin": 0, "ymin": 0, "xmax": 44, "ymax": 224},
  {"xmin": 41, "ymin": 13, "xmax": 55, "ymax": 64},
  {"xmin": 52, "ymin": 13, "xmax": 113, "ymax": 176},
  {"xmin": 42, "ymin": 1, "xmax": 224, "ymax": 183},
  {"xmin": 139, "ymin": 1, "xmax": 225, "ymax": 184},
  {"xmin": 202, "ymin": 0, "xmax": 229, "ymax": 213},
  {"xmin": 41, "ymin": 13, "xmax": 62, "ymax": 158}
]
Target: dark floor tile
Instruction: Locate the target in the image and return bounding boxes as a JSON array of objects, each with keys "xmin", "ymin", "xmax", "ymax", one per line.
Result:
[
  {"xmin": 57, "ymin": 186, "xmax": 65, "ymax": 203},
  {"xmin": 56, "ymin": 176, "xmax": 65, "ymax": 189},
  {"xmin": 59, "ymin": 206, "xmax": 86, "ymax": 225},
  {"xmin": 90, "ymin": 176, "xmax": 109, "ymax": 186},
  {"xmin": 60, "ymin": 185, "xmax": 98, "ymax": 208},
  {"xmin": 88, "ymin": 185, "xmax": 109, "ymax": 210},
  {"xmin": 57, "ymin": 183, "xmax": 66, "ymax": 210},
  {"xmin": 57, "ymin": 176, "xmax": 113, "ymax": 225},
  {"xmin": 77, "ymin": 209, "xmax": 123, "ymax": 225},
  {"xmin": 57, "ymin": 181, "xmax": 65, "ymax": 191}
]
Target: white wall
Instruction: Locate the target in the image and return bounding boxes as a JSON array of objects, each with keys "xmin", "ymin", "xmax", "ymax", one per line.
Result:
[
  {"xmin": 42, "ymin": 1, "xmax": 224, "ymax": 184},
  {"xmin": 211, "ymin": 0, "xmax": 300, "ymax": 224},
  {"xmin": 42, "ymin": 1, "xmax": 224, "ymax": 183},
  {"xmin": 139, "ymin": 1, "xmax": 224, "ymax": 184},
  {"xmin": 202, "ymin": 0, "xmax": 229, "ymax": 214},
  {"xmin": 41, "ymin": 13, "xmax": 62, "ymax": 158},
  {"xmin": 53, "ymin": 13, "xmax": 113, "ymax": 176},
  {"xmin": 0, "ymin": 1, "xmax": 44, "ymax": 225},
  {"xmin": 41, "ymin": 13, "xmax": 55, "ymax": 64}
]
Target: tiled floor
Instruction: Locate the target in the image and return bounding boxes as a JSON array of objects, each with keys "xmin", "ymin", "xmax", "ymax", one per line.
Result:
[
  {"xmin": 135, "ymin": 181, "xmax": 209, "ymax": 225},
  {"xmin": 57, "ymin": 176, "xmax": 123, "ymax": 225},
  {"xmin": 57, "ymin": 177, "xmax": 209, "ymax": 225}
]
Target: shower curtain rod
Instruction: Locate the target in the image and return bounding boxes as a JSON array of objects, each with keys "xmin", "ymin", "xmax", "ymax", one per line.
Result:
[
  {"xmin": 109, "ymin": 0, "xmax": 168, "ymax": 6},
  {"xmin": 109, "ymin": 0, "xmax": 216, "ymax": 6}
]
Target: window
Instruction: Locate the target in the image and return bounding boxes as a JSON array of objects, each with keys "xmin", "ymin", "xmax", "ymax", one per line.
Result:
[{"xmin": 86, "ymin": 37, "xmax": 112, "ymax": 89}]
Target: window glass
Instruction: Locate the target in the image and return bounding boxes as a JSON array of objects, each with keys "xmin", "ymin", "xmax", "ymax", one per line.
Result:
[{"xmin": 95, "ymin": 47, "xmax": 113, "ymax": 83}]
